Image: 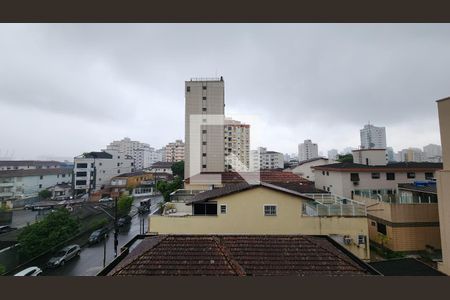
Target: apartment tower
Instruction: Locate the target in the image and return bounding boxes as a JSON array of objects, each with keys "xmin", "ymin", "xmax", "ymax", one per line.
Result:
[
  {"xmin": 224, "ymin": 118, "xmax": 250, "ymax": 171},
  {"xmin": 360, "ymin": 124, "xmax": 387, "ymax": 149},
  {"xmin": 185, "ymin": 77, "xmax": 225, "ymax": 179},
  {"xmin": 298, "ymin": 139, "xmax": 319, "ymax": 162}
]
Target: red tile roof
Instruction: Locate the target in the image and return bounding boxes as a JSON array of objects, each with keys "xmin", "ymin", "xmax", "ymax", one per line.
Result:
[
  {"xmin": 108, "ymin": 235, "xmax": 378, "ymax": 276},
  {"xmin": 186, "ymin": 171, "xmax": 310, "ymax": 184}
]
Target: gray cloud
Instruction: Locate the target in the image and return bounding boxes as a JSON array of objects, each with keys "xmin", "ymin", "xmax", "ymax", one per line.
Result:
[{"xmin": 0, "ymin": 24, "xmax": 448, "ymax": 159}]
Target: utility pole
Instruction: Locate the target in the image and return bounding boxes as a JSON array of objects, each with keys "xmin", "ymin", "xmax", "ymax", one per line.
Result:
[
  {"xmin": 103, "ymin": 233, "xmax": 107, "ymax": 268},
  {"xmin": 114, "ymin": 196, "xmax": 119, "ymax": 257}
]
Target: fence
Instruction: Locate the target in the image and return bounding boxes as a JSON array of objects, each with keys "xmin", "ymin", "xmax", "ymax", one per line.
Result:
[{"xmin": 302, "ymin": 193, "xmax": 367, "ymax": 217}]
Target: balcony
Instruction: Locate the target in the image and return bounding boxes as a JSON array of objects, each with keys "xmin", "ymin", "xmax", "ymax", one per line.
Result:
[
  {"xmin": 0, "ymin": 182, "xmax": 14, "ymax": 187},
  {"xmin": 301, "ymin": 193, "xmax": 366, "ymax": 217}
]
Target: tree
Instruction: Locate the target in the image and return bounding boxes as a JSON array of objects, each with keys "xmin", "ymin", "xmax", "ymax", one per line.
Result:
[
  {"xmin": 337, "ymin": 154, "xmax": 353, "ymax": 163},
  {"xmin": 38, "ymin": 189, "xmax": 52, "ymax": 199},
  {"xmin": 0, "ymin": 264, "xmax": 5, "ymax": 275},
  {"xmin": 117, "ymin": 195, "xmax": 133, "ymax": 217},
  {"xmin": 156, "ymin": 177, "xmax": 183, "ymax": 202},
  {"xmin": 171, "ymin": 161, "xmax": 184, "ymax": 179},
  {"xmin": 17, "ymin": 208, "xmax": 80, "ymax": 259},
  {"xmin": 377, "ymin": 232, "xmax": 390, "ymax": 256}
]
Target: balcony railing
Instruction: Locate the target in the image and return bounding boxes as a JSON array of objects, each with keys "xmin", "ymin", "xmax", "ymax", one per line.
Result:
[{"xmin": 301, "ymin": 193, "xmax": 367, "ymax": 217}]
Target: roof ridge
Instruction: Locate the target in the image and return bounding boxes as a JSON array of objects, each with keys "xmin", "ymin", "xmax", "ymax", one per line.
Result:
[{"xmin": 212, "ymin": 236, "xmax": 246, "ymax": 276}]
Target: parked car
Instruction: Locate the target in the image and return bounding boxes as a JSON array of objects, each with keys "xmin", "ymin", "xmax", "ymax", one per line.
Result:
[
  {"xmin": 0, "ymin": 225, "xmax": 17, "ymax": 234},
  {"xmin": 46, "ymin": 244, "xmax": 81, "ymax": 268},
  {"xmin": 32, "ymin": 205, "xmax": 51, "ymax": 211},
  {"xmin": 14, "ymin": 266, "xmax": 43, "ymax": 276},
  {"xmin": 117, "ymin": 215, "xmax": 132, "ymax": 227},
  {"xmin": 99, "ymin": 197, "xmax": 113, "ymax": 203},
  {"xmin": 88, "ymin": 227, "xmax": 109, "ymax": 244},
  {"xmin": 24, "ymin": 204, "xmax": 32, "ymax": 210}
]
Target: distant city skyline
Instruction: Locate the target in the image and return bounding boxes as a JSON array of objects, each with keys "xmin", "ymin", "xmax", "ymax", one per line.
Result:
[{"xmin": 1, "ymin": 24, "xmax": 448, "ymax": 160}]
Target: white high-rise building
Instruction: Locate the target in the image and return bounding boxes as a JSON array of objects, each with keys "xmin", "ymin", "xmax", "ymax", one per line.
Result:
[
  {"xmin": 250, "ymin": 147, "xmax": 284, "ymax": 171},
  {"xmin": 386, "ymin": 147, "xmax": 395, "ymax": 162},
  {"xmin": 327, "ymin": 149, "xmax": 339, "ymax": 160},
  {"xmin": 185, "ymin": 77, "xmax": 225, "ymax": 179},
  {"xmin": 106, "ymin": 137, "xmax": 154, "ymax": 170},
  {"xmin": 423, "ymin": 144, "xmax": 442, "ymax": 162},
  {"xmin": 360, "ymin": 124, "xmax": 386, "ymax": 149},
  {"xmin": 298, "ymin": 140, "xmax": 319, "ymax": 162},
  {"xmin": 224, "ymin": 118, "xmax": 250, "ymax": 171},
  {"xmin": 397, "ymin": 148, "xmax": 425, "ymax": 162},
  {"xmin": 164, "ymin": 140, "xmax": 185, "ymax": 162}
]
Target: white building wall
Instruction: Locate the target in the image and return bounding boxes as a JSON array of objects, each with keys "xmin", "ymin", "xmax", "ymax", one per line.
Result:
[{"xmin": 360, "ymin": 124, "xmax": 386, "ymax": 149}]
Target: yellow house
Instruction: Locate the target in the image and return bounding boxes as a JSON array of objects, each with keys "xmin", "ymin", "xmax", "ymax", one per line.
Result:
[{"xmin": 149, "ymin": 182, "xmax": 370, "ymax": 260}]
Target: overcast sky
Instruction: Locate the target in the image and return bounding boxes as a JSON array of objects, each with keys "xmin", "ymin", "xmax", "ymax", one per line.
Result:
[{"xmin": 0, "ymin": 24, "xmax": 449, "ymax": 161}]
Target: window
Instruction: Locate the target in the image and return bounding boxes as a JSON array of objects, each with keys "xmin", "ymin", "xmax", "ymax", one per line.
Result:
[
  {"xmin": 91, "ymin": 163, "xmax": 94, "ymax": 168},
  {"xmin": 76, "ymin": 171, "xmax": 87, "ymax": 177},
  {"xmin": 202, "ymin": 164, "xmax": 207, "ymax": 168},
  {"xmin": 117, "ymin": 163, "xmax": 120, "ymax": 167},
  {"xmin": 322, "ymin": 171, "xmax": 325, "ymax": 175},
  {"xmin": 39, "ymin": 184, "xmax": 42, "ymax": 189},
  {"xmin": 425, "ymin": 172, "xmax": 434, "ymax": 180},
  {"xmin": 326, "ymin": 171, "xmax": 329, "ymax": 176},
  {"xmin": 39, "ymin": 176, "xmax": 43, "ymax": 180},
  {"xmin": 350, "ymin": 173, "xmax": 360, "ymax": 182},
  {"xmin": 371, "ymin": 172, "xmax": 380, "ymax": 179},
  {"xmin": 202, "ymin": 96, "xmax": 207, "ymax": 100},
  {"xmin": 77, "ymin": 163, "xmax": 87, "ymax": 168},
  {"xmin": 202, "ymin": 153, "xmax": 206, "ymax": 157},
  {"xmin": 117, "ymin": 170, "xmax": 120, "ymax": 174},
  {"xmin": 220, "ymin": 205, "xmax": 227, "ymax": 214},
  {"xmin": 407, "ymin": 172, "xmax": 415, "ymax": 179},
  {"xmin": 99, "ymin": 162, "xmax": 102, "ymax": 166},
  {"xmin": 186, "ymin": 86, "xmax": 190, "ymax": 92},
  {"xmin": 371, "ymin": 221, "xmax": 376, "ymax": 226},
  {"xmin": 264, "ymin": 205, "xmax": 277, "ymax": 216},
  {"xmin": 377, "ymin": 223, "xmax": 387, "ymax": 235},
  {"xmin": 202, "ymin": 141, "xmax": 207, "ymax": 145},
  {"xmin": 202, "ymin": 130, "xmax": 207, "ymax": 134},
  {"xmin": 365, "ymin": 158, "xmax": 369, "ymax": 165},
  {"xmin": 202, "ymin": 86, "xmax": 207, "ymax": 90},
  {"xmin": 202, "ymin": 108, "xmax": 207, "ymax": 112},
  {"xmin": 386, "ymin": 173, "xmax": 395, "ymax": 180},
  {"xmin": 62, "ymin": 174, "xmax": 66, "ymax": 178}
]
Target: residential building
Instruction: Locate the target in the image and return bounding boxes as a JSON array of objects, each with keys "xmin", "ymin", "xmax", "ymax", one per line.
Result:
[
  {"xmin": 290, "ymin": 157, "xmax": 335, "ymax": 181},
  {"xmin": 164, "ymin": 140, "xmax": 185, "ymax": 162},
  {"xmin": 0, "ymin": 160, "xmax": 67, "ymax": 171},
  {"xmin": 436, "ymin": 97, "xmax": 450, "ymax": 275},
  {"xmin": 106, "ymin": 137, "xmax": 155, "ymax": 170},
  {"xmin": 149, "ymin": 162, "xmax": 173, "ymax": 174},
  {"xmin": 47, "ymin": 183, "xmax": 72, "ymax": 201},
  {"xmin": 360, "ymin": 123, "xmax": 386, "ymax": 149},
  {"xmin": 104, "ymin": 234, "xmax": 379, "ymax": 276},
  {"xmin": 386, "ymin": 147, "xmax": 395, "ymax": 162},
  {"xmin": 185, "ymin": 77, "xmax": 225, "ymax": 179},
  {"xmin": 149, "ymin": 182, "xmax": 370, "ymax": 260},
  {"xmin": 250, "ymin": 147, "xmax": 284, "ymax": 170},
  {"xmin": 0, "ymin": 168, "xmax": 72, "ymax": 202},
  {"xmin": 423, "ymin": 144, "xmax": 442, "ymax": 162},
  {"xmin": 298, "ymin": 139, "xmax": 319, "ymax": 162},
  {"xmin": 73, "ymin": 150, "xmax": 134, "ymax": 195},
  {"xmin": 355, "ymin": 181, "xmax": 440, "ymax": 253},
  {"xmin": 398, "ymin": 148, "xmax": 425, "ymax": 162},
  {"xmin": 328, "ymin": 149, "xmax": 338, "ymax": 160},
  {"xmin": 224, "ymin": 118, "xmax": 250, "ymax": 171},
  {"xmin": 313, "ymin": 161, "xmax": 442, "ymax": 198},
  {"xmin": 153, "ymin": 148, "xmax": 165, "ymax": 163},
  {"xmin": 352, "ymin": 149, "xmax": 388, "ymax": 166}
]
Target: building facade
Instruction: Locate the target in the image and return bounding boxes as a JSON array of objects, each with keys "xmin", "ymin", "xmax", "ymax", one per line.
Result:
[
  {"xmin": 0, "ymin": 160, "xmax": 67, "ymax": 171},
  {"xmin": 250, "ymin": 147, "xmax": 284, "ymax": 171},
  {"xmin": 0, "ymin": 168, "xmax": 72, "ymax": 202},
  {"xmin": 423, "ymin": 144, "xmax": 442, "ymax": 162},
  {"xmin": 73, "ymin": 150, "xmax": 134, "ymax": 195},
  {"xmin": 106, "ymin": 137, "xmax": 155, "ymax": 170},
  {"xmin": 436, "ymin": 97, "xmax": 450, "ymax": 275},
  {"xmin": 185, "ymin": 77, "xmax": 225, "ymax": 179},
  {"xmin": 298, "ymin": 140, "xmax": 319, "ymax": 162},
  {"xmin": 290, "ymin": 157, "xmax": 335, "ymax": 181},
  {"xmin": 397, "ymin": 148, "xmax": 425, "ymax": 162},
  {"xmin": 164, "ymin": 140, "xmax": 185, "ymax": 162},
  {"xmin": 360, "ymin": 124, "xmax": 386, "ymax": 149},
  {"xmin": 327, "ymin": 149, "xmax": 338, "ymax": 160},
  {"xmin": 224, "ymin": 118, "xmax": 250, "ymax": 171}
]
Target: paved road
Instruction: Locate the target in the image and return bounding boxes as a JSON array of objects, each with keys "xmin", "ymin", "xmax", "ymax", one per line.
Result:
[{"xmin": 42, "ymin": 195, "xmax": 163, "ymax": 276}]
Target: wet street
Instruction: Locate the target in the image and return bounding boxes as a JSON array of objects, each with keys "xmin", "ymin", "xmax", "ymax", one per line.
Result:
[{"xmin": 16, "ymin": 196, "xmax": 163, "ymax": 276}]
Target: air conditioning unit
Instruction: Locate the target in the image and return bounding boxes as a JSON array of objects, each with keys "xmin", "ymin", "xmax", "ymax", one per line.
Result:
[{"xmin": 343, "ymin": 235, "xmax": 353, "ymax": 245}]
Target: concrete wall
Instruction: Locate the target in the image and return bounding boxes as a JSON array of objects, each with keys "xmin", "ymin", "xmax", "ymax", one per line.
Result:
[
  {"xmin": 291, "ymin": 159, "xmax": 333, "ymax": 181},
  {"xmin": 352, "ymin": 149, "xmax": 387, "ymax": 166},
  {"xmin": 149, "ymin": 186, "xmax": 370, "ymax": 260}
]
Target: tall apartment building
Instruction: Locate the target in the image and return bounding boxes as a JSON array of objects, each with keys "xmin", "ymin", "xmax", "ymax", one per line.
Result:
[
  {"xmin": 106, "ymin": 137, "xmax": 154, "ymax": 170},
  {"xmin": 164, "ymin": 140, "xmax": 185, "ymax": 162},
  {"xmin": 185, "ymin": 77, "xmax": 225, "ymax": 179},
  {"xmin": 424, "ymin": 144, "xmax": 442, "ymax": 162},
  {"xmin": 73, "ymin": 150, "xmax": 134, "ymax": 195},
  {"xmin": 436, "ymin": 97, "xmax": 450, "ymax": 275},
  {"xmin": 250, "ymin": 147, "xmax": 284, "ymax": 171},
  {"xmin": 224, "ymin": 118, "xmax": 250, "ymax": 171},
  {"xmin": 386, "ymin": 147, "xmax": 395, "ymax": 162},
  {"xmin": 298, "ymin": 140, "xmax": 319, "ymax": 162},
  {"xmin": 397, "ymin": 148, "xmax": 425, "ymax": 162},
  {"xmin": 360, "ymin": 124, "xmax": 387, "ymax": 149}
]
